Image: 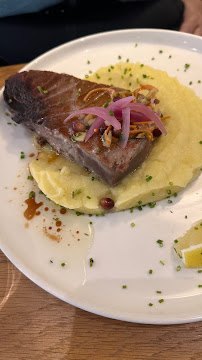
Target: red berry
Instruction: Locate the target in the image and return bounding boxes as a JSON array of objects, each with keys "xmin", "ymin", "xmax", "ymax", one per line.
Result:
[{"xmin": 100, "ymin": 197, "xmax": 114, "ymax": 210}]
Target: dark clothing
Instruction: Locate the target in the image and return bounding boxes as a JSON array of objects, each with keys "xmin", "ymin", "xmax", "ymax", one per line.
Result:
[{"xmin": 0, "ymin": 0, "xmax": 184, "ymax": 66}]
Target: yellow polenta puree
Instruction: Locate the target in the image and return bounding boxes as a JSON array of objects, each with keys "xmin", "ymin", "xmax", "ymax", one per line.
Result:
[
  {"xmin": 29, "ymin": 62, "xmax": 202, "ymax": 214},
  {"xmin": 174, "ymin": 221, "xmax": 202, "ymax": 268}
]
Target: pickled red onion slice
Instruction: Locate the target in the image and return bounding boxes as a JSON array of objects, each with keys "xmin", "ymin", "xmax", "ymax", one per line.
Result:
[
  {"xmin": 64, "ymin": 107, "xmax": 121, "ymax": 130},
  {"xmin": 109, "ymin": 96, "xmax": 135, "ymax": 109},
  {"xmin": 128, "ymin": 103, "xmax": 167, "ymax": 135},
  {"xmin": 85, "ymin": 117, "xmax": 104, "ymax": 142},
  {"xmin": 113, "ymin": 107, "xmax": 151, "ymax": 123},
  {"xmin": 121, "ymin": 107, "xmax": 131, "ymax": 148}
]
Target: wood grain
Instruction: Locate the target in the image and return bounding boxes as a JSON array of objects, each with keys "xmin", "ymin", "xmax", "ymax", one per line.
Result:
[{"xmin": 1, "ymin": 64, "xmax": 202, "ymax": 360}]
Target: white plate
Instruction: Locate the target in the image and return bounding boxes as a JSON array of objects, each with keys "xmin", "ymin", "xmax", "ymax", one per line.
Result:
[{"xmin": 1, "ymin": 29, "xmax": 202, "ymax": 325}]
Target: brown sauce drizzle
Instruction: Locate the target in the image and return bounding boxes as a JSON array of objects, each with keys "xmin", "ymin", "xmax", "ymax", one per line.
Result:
[
  {"xmin": 43, "ymin": 226, "xmax": 61, "ymax": 242},
  {"xmin": 24, "ymin": 197, "xmax": 43, "ymax": 220},
  {"xmin": 47, "ymin": 152, "xmax": 58, "ymax": 163},
  {"xmin": 60, "ymin": 208, "xmax": 67, "ymax": 215},
  {"xmin": 56, "ymin": 220, "xmax": 62, "ymax": 227},
  {"xmin": 29, "ymin": 153, "xmax": 35, "ymax": 158}
]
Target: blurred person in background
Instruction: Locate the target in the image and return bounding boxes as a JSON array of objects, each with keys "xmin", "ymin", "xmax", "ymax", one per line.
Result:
[{"xmin": 0, "ymin": 0, "xmax": 201, "ymax": 65}]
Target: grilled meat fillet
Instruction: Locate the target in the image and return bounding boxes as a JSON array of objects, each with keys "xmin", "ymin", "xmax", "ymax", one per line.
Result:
[{"xmin": 3, "ymin": 70, "xmax": 152, "ymax": 186}]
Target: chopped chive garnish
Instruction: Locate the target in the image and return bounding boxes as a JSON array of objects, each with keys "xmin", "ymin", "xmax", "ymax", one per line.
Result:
[
  {"xmin": 149, "ymin": 202, "xmax": 156, "ymax": 208},
  {"xmin": 174, "ymin": 239, "xmax": 178, "ymax": 243},
  {"xmin": 184, "ymin": 63, "xmax": 190, "ymax": 71},
  {"xmin": 29, "ymin": 191, "xmax": 35, "ymax": 198},
  {"xmin": 156, "ymin": 291, "xmax": 162, "ymax": 294},
  {"xmin": 156, "ymin": 239, "xmax": 163, "ymax": 247},
  {"xmin": 76, "ymin": 211, "xmax": 84, "ymax": 216},
  {"xmin": 146, "ymin": 175, "xmax": 152, "ymax": 182},
  {"xmin": 61, "ymin": 262, "xmax": 66, "ymax": 267},
  {"xmin": 89, "ymin": 258, "xmax": 94, "ymax": 267},
  {"xmin": 176, "ymin": 265, "xmax": 181, "ymax": 271},
  {"xmin": 149, "ymin": 269, "xmax": 153, "ymax": 274},
  {"xmin": 131, "ymin": 222, "xmax": 135, "ymax": 227},
  {"xmin": 27, "ymin": 175, "xmax": 33, "ymax": 180},
  {"xmin": 71, "ymin": 189, "xmax": 82, "ymax": 198},
  {"xmin": 148, "ymin": 303, "xmax": 153, "ymax": 306},
  {"xmin": 37, "ymin": 85, "xmax": 48, "ymax": 94},
  {"xmin": 159, "ymin": 299, "xmax": 164, "ymax": 303},
  {"xmin": 104, "ymin": 101, "xmax": 110, "ymax": 108},
  {"xmin": 122, "ymin": 285, "xmax": 127, "ymax": 289}
]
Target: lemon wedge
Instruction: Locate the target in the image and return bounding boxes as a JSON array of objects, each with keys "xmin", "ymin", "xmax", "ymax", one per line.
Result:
[{"xmin": 174, "ymin": 221, "xmax": 202, "ymax": 268}]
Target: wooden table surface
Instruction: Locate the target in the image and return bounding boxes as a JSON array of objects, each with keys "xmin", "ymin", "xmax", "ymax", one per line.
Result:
[{"xmin": 1, "ymin": 64, "xmax": 202, "ymax": 360}]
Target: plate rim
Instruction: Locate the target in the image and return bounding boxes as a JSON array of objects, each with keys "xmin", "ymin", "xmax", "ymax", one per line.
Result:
[{"xmin": 1, "ymin": 28, "xmax": 202, "ymax": 325}]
